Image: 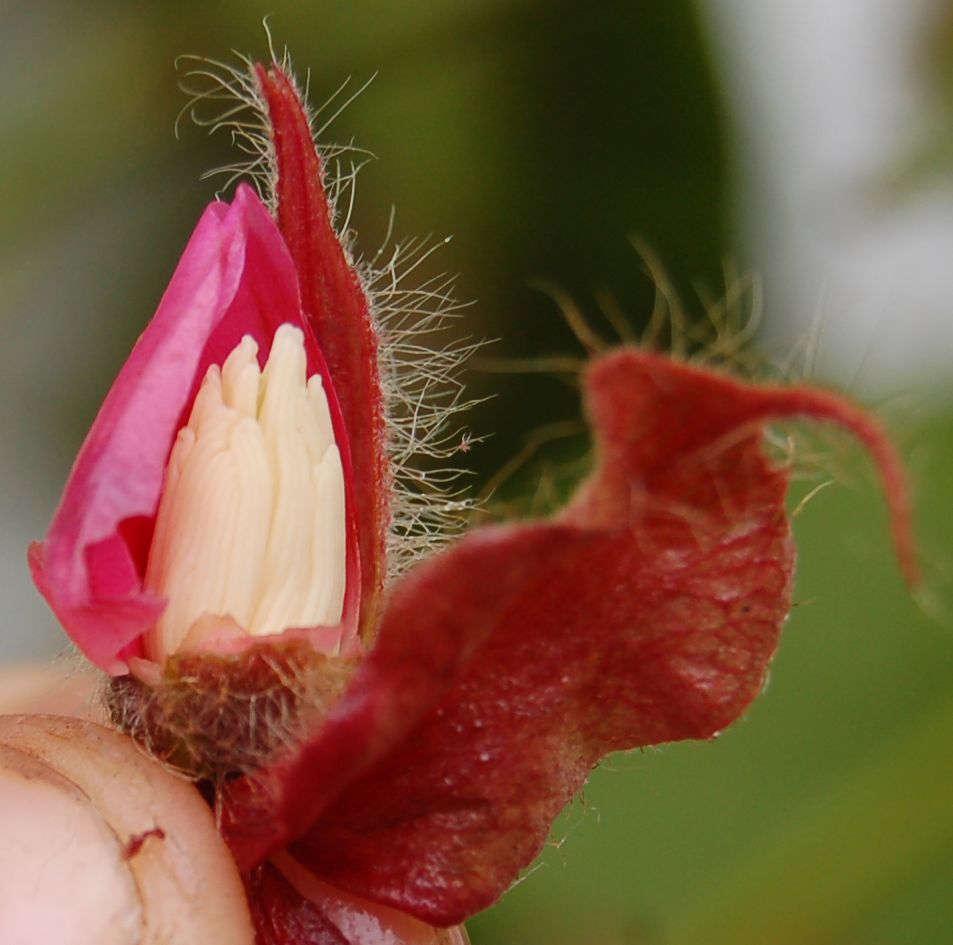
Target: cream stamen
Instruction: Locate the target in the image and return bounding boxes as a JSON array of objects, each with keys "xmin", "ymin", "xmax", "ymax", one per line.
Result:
[{"xmin": 145, "ymin": 325, "xmax": 346, "ymax": 660}]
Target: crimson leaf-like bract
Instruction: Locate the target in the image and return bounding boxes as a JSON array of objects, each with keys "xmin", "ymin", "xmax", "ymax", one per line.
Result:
[{"xmin": 222, "ymin": 64, "xmax": 917, "ymax": 927}]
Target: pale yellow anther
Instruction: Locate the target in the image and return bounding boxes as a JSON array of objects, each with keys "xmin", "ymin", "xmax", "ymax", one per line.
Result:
[{"xmin": 144, "ymin": 325, "xmax": 347, "ymax": 661}]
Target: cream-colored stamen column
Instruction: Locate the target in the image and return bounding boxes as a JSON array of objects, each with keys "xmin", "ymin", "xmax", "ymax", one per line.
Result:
[{"xmin": 144, "ymin": 324, "xmax": 346, "ymax": 661}]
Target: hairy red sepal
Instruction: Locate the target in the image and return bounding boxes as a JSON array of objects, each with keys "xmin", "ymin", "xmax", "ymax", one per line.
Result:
[
  {"xmin": 256, "ymin": 63, "xmax": 389, "ymax": 635},
  {"xmin": 223, "ymin": 349, "xmax": 914, "ymax": 925}
]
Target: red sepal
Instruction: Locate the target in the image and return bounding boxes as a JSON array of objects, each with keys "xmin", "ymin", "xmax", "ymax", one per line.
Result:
[
  {"xmin": 256, "ymin": 63, "xmax": 389, "ymax": 635},
  {"xmin": 246, "ymin": 858, "xmax": 470, "ymax": 945},
  {"xmin": 246, "ymin": 862, "xmax": 349, "ymax": 945},
  {"xmin": 224, "ymin": 349, "xmax": 914, "ymax": 925}
]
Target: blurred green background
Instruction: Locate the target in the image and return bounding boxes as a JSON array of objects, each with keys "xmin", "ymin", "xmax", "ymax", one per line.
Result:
[{"xmin": 2, "ymin": 3, "xmax": 952, "ymax": 944}]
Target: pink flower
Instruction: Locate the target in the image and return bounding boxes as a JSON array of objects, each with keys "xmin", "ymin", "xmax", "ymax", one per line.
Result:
[
  {"xmin": 30, "ymin": 184, "xmax": 360, "ymax": 674},
  {"xmin": 30, "ymin": 58, "xmax": 916, "ymax": 942}
]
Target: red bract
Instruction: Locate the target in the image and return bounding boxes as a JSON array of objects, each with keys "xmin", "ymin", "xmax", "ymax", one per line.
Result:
[
  {"xmin": 224, "ymin": 347, "xmax": 916, "ymax": 926},
  {"xmin": 221, "ymin": 62, "xmax": 916, "ymax": 928},
  {"xmin": 31, "ymin": 56, "xmax": 916, "ymax": 942}
]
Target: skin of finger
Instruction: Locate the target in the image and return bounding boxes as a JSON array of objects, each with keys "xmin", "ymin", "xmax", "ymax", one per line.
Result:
[
  {"xmin": 0, "ymin": 742, "xmax": 144, "ymax": 944},
  {"xmin": 0, "ymin": 663, "xmax": 104, "ymax": 720},
  {"xmin": 0, "ymin": 714, "xmax": 255, "ymax": 945}
]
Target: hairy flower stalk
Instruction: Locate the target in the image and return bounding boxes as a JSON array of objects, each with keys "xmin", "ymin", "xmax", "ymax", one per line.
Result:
[{"xmin": 29, "ymin": 50, "xmax": 917, "ymax": 944}]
